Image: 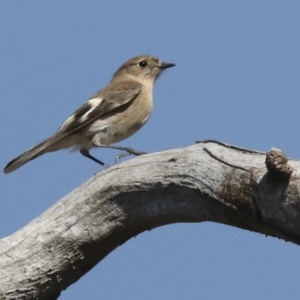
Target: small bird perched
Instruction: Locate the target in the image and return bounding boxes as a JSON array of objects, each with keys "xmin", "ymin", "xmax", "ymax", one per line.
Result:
[{"xmin": 3, "ymin": 55, "xmax": 175, "ymax": 174}]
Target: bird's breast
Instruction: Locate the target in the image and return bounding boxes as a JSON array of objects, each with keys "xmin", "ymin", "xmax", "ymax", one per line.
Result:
[{"xmin": 88, "ymin": 88, "xmax": 153, "ymax": 145}]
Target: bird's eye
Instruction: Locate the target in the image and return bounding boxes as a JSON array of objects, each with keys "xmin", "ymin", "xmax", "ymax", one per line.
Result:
[{"xmin": 138, "ymin": 61, "xmax": 147, "ymax": 68}]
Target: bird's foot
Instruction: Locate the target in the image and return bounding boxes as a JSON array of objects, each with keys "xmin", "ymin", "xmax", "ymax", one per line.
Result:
[{"xmin": 115, "ymin": 148, "xmax": 148, "ymax": 164}]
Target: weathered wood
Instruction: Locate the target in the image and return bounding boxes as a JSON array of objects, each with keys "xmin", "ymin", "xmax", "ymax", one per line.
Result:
[{"xmin": 1, "ymin": 141, "xmax": 300, "ymax": 300}]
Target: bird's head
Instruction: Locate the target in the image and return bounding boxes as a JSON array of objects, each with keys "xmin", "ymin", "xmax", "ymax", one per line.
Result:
[{"xmin": 112, "ymin": 55, "xmax": 175, "ymax": 82}]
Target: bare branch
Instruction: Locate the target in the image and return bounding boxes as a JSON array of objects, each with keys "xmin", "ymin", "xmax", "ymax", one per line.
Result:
[{"xmin": 1, "ymin": 141, "xmax": 300, "ymax": 299}]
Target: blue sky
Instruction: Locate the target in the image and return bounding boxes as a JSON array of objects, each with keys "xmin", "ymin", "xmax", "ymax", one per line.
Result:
[{"xmin": 1, "ymin": 1, "xmax": 300, "ymax": 299}]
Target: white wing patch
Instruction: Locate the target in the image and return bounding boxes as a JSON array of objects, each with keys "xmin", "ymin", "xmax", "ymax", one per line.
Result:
[
  {"xmin": 80, "ymin": 98, "xmax": 103, "ymax": 122},
  {"xmin": 58, "ymin": 114, "xmax": 76, "ymax": 133},
  {"xmin": 88, "ymin": 97, "xmax": 103, "ymax": 108},
  {"xmin": 58, "ymin": 97, "xmax": 103, "ymax": 133}
]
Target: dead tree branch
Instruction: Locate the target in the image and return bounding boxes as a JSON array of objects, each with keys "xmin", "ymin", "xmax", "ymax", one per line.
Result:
[{"xmin": 1, "ymin": 141, "xmax": 300, "ymax": 300}]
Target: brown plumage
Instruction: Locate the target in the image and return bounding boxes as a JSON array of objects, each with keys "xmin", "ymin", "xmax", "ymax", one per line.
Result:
[{"xmin": 4, "ymin": 55, "xmax": 175, "ymax": 174}]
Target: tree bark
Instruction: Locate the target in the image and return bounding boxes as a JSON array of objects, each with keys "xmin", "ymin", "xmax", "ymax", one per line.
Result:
[{"xmin": 1, "ymin": 140, "xmax": 299, "ymax": 300}]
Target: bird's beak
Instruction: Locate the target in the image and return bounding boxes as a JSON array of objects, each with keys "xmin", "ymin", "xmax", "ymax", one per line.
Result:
[{"xmin": 159, "ymin": 61, "xmax": 176, "ymax": 69}]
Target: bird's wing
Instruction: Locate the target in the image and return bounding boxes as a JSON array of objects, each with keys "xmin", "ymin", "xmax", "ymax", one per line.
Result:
[
  {"xmin": 4, "ymin": 82, "xmax": 142, "ymax": 173},
  {"xmin": 58, "ymin": 81, "xmax": 142, "ymax": 134}
]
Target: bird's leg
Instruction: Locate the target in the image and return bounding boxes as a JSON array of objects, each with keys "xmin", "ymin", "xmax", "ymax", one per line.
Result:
[
  {"xmin": 99, "ymin": 145, "xmax": 148, "ymax": 156},
  {"xmin": 80, "ymin": 149, "xmax": 110, "ymax": 169},
  {"xmin": 114, "ymin": 151, "xmax": 132, "ymax": 164},
  {"xmin": 91, "ymin": 133, "xmax": 147, "ymax": 164},
  {"xmin": 96, "ymin": 145, "xmax": 147, "ymax": 164}
]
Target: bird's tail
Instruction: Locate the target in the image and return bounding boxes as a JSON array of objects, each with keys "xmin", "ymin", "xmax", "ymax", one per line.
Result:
[{"xmin": 3, "ymin": 134, "xmax": 60, "ymax": 174}]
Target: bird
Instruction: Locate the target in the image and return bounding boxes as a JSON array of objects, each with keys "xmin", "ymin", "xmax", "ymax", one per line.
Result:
[{"xmin": 3, "ymin": 55, "xmax": 175, "ymax": 174}]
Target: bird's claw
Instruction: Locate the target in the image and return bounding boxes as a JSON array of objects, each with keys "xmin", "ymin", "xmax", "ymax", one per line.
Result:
[{"xmin": 115, "ymin": 149, "xmax": 148, "ymax": 164}]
